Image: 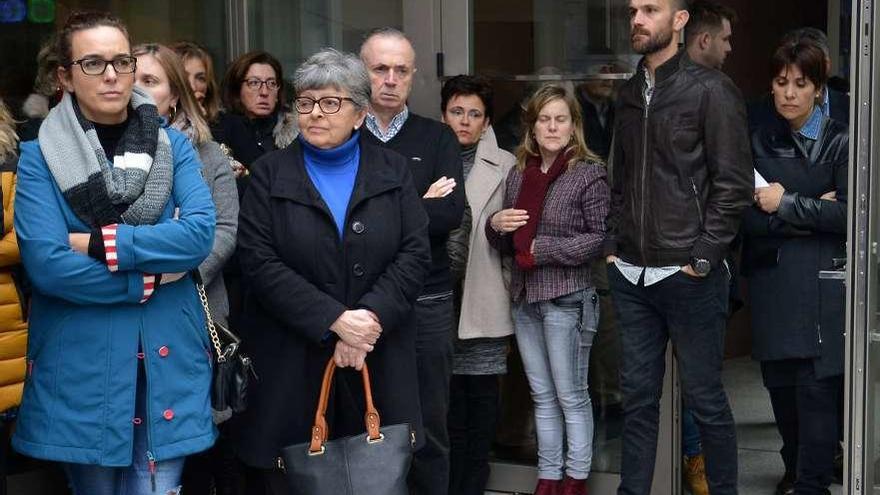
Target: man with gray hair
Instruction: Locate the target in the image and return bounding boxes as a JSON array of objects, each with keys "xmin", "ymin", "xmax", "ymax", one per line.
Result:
[{"xmin": 359, "ymin": 27, "xmax": 465, "ymax": 495}]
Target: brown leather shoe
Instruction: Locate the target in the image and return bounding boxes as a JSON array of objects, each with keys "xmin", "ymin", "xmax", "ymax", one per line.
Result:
[
  {"xmin": 683, "ymin": 454, "xmax": 710, "ymax": 495},
  {"xmin": 560, "ymin": 475, "xmax": 588, "ymax": 495},
  {"xmin": 534, "ymin": 478, "xmax": 562, "ymax": 495}
]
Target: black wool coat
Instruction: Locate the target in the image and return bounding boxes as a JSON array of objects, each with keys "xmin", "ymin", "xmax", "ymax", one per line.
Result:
[
  {"xmin": 231, "ymin": 137, "xmax": 432, "ymax": 468},
  {"xmin": 741, "ymin": 115, "xmax": 848, "ymax": 379}
]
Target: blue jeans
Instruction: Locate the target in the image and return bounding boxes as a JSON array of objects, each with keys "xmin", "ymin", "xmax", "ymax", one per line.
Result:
[
  {"xmin": 682, "ymin": 408, "xmax": 702, "ymax": 457},
  {"xmin": 608, "ymin": 266, "xmax": 737, "ymax": 495},
  {"xmin": 513, "ymin": 287, "xmax": 598, "ymax": 480},
  {"xmin": 63, "ymin": 362, "xmax": 185, "ymax": 495}
]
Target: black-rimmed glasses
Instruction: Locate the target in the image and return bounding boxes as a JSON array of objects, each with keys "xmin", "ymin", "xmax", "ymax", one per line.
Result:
[
  {"xmin": 68, "ymin": 56, "xmax": 137, "ymax": 76},
  {"xmin": 244, "ymin": 78, "xmax": 280, "ymax": 91},
  {"xmin": 294, "ymin": 96, "xmax": 355, "ymax": 115}
]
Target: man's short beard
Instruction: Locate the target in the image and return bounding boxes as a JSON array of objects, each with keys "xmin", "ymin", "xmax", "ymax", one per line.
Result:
[{"xmin": 632, "ymin": 25, "xmax": 674, "ymax": 55}]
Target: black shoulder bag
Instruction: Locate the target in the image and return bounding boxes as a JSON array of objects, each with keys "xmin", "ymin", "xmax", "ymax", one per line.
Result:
[{"xmin": 195, "ymin": 275, "xmax": 256, "ymax": 424}]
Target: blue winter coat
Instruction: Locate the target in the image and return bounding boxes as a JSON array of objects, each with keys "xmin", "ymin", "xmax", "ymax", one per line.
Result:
[{"xmin": 11, "ymin": 129, "xmax": 217, "ymax": 466}]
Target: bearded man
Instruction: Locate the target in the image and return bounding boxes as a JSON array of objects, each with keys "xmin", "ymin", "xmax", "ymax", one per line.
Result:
[{"xmin": 604, "ymin": 1, "xmax": 753, "ymax": 494}]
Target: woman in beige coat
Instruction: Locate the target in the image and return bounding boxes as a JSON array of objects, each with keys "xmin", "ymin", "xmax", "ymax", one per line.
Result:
[{"xmin": 443, "ymin": 75, "xmax": 515, "ymax": 495}]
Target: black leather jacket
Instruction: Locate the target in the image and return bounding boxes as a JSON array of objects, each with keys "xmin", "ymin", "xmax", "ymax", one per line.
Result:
[
  {"xmin": 741, "ymin": 114, "xmax": 848, "ymax": 374},
  {"xmin": 604, "ymin": 50, "xmax": 753, "ymax": 268},
  {"xmin": 741, "ymin": 114, "xmax": 848, "ymax": 271}
]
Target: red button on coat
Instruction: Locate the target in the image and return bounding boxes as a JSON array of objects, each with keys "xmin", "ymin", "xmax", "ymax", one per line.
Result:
[
  {"xmin": 158, "ymin": 346, "xmax": 169, "ymax": 357},
  {"xmin": 163, "ymin": 409, "xmax": 174, "ymax": 420}
]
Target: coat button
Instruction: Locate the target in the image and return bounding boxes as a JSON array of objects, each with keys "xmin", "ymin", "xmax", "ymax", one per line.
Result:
[
  {"xmin": 163, "ymin": 409, "xmax": 174, "ymax": 421},
  {"xmin": 158, "ymin": 346, "xmax": 169, "ymax": 357},
  {"xmin": 351, "ymin": 221, "xmax": 365, "ymax": 234},
  {"xmin": 352, "ymin": 263, "xmax": 365, "ymax": 277}
]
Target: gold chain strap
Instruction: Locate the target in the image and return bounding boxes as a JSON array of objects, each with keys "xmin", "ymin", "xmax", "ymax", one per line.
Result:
[{"xmin": 196, "ymin": 281, "xmax": 227, "ymax": 363}]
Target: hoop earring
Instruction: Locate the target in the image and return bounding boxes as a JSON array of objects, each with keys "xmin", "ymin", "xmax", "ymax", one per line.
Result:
[{"xmin": 169, "ymin": 103, "xmax": 178, "ymax": 121}]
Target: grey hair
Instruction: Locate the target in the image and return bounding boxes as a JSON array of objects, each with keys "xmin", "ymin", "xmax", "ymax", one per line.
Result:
[
  {"xmin": 294, "ymin": 48, "xmax": 372, "ymax": 110},
  {"xmin": 360, "ymin": 27, "xmax": 413, "ymax": 56},
  {"xmin": 362, "ymin": 27, "xmax": 410, "ymax": 44}
]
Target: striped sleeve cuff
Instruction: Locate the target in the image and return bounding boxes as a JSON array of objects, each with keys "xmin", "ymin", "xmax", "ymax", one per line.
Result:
[
  {"xmin": 140, "ymin": 274, "xmax": 156, "ymax": 304},
  {"xmin": 102, "ymin": 224, "xmax": 120, "ymax": 272}
]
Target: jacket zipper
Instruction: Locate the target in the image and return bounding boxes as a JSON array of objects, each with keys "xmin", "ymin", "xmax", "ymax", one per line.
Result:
[
  {"xmin": 141, "ymin": 332, "xmax": 157, "ymax": 492},
  {"xmin": 147, "ymin": 450, "xmax": 157, "ymax": 492},
  {"xmin": 639, "ymin": 93, "xmax": 650, "ymax": 263},
  {"xmin": 690, "ymin": 177, "xmax": 704, "ymax": 225}
]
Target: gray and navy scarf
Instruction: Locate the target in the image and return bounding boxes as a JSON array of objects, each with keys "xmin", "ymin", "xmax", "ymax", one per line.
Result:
[{"xmin": 38, "ymin": 86, "xmax": 173, "ymax": 228}]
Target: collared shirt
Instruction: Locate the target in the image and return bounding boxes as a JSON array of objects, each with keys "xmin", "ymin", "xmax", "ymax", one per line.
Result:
[
  {"xmin": 365, "ymin": 106, "xmax": 410, "ymax": 143},
  {"xmin": 621, "ymin": 66, "xmax": 681, "ymax": 286},
  {"xmin": 798, "ymin": 105, "xmax": 824, "ymax": 141},
  {"xmin": 643, "ymin": 66, "xmax": 655, "ymax": 106}
]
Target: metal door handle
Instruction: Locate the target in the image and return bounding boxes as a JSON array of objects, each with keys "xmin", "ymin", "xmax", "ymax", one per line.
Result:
[{"xmin": 818, "ymin": 270, "xmax": 846, "ymax": 280}]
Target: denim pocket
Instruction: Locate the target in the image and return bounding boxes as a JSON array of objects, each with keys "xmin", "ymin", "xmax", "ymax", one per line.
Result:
[{"xmin": 581, "ymin": 288, "xmax": 600, "ymax": 334}]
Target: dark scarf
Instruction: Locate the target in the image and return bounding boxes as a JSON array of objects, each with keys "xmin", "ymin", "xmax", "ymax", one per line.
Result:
[
  {"xmin": 512, "ymin": 150, "xmax": 570, "ymax": 269},
  {"xmin": 38, "ymin": 87, "xmax": 173, "ymax": 228}
]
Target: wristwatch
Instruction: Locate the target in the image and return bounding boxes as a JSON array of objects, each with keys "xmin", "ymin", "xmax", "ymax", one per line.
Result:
[{"xmin": 690, "ymin": 257, "xmax": 711, "ymax": 276}]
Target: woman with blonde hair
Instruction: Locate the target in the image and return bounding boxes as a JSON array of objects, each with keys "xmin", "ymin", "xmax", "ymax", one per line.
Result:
[
  {"xmin": 133, "ymin": 41, "xmax": 240, "ymax": 495},
  {"xmin": 486, "ymin": 84, "xmax": 610, "ymax": 495},
  {"xmin": 170, "ymin": 41, "xmax": 221, "ymax": 124}
]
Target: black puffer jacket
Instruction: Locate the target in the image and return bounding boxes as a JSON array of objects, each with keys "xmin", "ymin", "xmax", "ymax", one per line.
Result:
[
  {"xmin": 604, "ymin": 50, "xmax": 753, "ymax": 268},
  {"xmin": 741, "ymin": 114, "xmax": 848, "ymax": 378}
]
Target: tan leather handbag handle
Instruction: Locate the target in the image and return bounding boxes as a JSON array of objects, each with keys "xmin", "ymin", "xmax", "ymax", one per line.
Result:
[{"xmin": 308, "ymin": 358, "xmax": 382, "ymax": 454}]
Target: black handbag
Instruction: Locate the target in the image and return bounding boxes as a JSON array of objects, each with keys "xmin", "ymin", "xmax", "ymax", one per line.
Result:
[
  {"xmin": 278, "ymin": 358, "xmax": 414, "ymax": 495},
  {"xmin": 195, "ymin": 278, "xmax": 255, "ymax": 424}
]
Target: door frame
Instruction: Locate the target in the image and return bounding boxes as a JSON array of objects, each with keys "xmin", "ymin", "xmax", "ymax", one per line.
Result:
[{"xmin": 847, "ymin": 0, "xmax": 878, "ymax": 494}]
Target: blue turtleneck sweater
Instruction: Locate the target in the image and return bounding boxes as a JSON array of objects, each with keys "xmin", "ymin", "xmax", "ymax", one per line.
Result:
[{"xmin": 300, "ymin": 132, "xmax": 361, "ymax": 237}]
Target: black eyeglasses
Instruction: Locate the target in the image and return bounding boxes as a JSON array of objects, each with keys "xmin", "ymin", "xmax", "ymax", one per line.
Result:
[
  {"xmin": 244, "ymin": 78, "xmax": 280, "ymax": 91},
  {"xmin": 294, "ymin": 96, "xmax": 355, "ymax": 115},
  {"xmin": 69, "ymin": 56, "xmax": 137, "ymax": 76}
]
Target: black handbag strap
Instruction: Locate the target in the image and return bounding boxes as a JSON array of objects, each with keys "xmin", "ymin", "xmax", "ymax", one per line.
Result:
[{"xmin": 309, "ymin": 359, "xmax": 382, "ymax": 454}]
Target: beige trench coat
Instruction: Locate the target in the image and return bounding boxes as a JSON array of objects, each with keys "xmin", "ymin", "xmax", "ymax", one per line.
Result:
[{"xmin": 455, "ymin": 126, "xmax": 515, "ymax": 339}]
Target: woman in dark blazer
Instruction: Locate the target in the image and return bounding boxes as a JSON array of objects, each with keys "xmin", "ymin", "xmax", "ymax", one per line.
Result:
[
  {"xmin": 742, "ymin": 38, "xmax": 848, "ymax": 495},
  {"xmin": 232, "ymin": 48, "xmax": 431, "ymax": 493}
]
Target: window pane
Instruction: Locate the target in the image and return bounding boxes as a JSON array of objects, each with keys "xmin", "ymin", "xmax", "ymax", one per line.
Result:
[
  {"xmin": 0, "ymin": 0, "xmax": 227, "ymax": 118},
  {"xmin": 247, "ymin": 0, "xmax": 404, "ymax": 76}
]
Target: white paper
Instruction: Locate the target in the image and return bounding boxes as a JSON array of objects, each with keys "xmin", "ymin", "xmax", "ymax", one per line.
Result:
[{"xmin": 754, "ymin": 169, "xmax": 770, "ymax": 188}]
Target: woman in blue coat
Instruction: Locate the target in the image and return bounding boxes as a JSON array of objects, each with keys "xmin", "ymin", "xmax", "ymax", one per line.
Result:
[{"xmin": 12, "ymin": 12, "xmax": 216, "ymax": 494}]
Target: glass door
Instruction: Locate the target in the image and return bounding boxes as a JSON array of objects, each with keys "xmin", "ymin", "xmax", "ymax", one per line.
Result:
[
  {"xmin": 449, "ymin": 1, "xmax": 676, "ymax": 493},
  {"xmin": 233, "ymin": 0, "xmax": 444, "ymax": 117}
]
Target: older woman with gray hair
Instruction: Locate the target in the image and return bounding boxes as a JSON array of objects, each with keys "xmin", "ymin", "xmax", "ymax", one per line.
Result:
[{"xmin": 231, "ymin": 48, "xmax": 432, "ymax": 492}]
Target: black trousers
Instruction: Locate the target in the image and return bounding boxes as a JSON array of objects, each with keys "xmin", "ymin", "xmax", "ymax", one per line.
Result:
[
  {"xmin": 408, "ymin": 294, "xmax": 455, "ymax": 495},
  {"xmin": 448, "ymin": 374, "xmax": 500, "ymax": 495},
  {"xmin": 241, "ymin": 465, "xmax": 288, "ymax": 495},
  {"xmin": 764, "ymin": 359, "xmax": 842, "ymax": 495},
  {"xmin": 181, "ymin": 426, "xmax": 246, "ymax": 495}
]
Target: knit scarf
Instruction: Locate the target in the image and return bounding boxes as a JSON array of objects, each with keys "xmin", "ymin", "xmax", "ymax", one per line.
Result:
[
  {"xmin": 38, "ymin": 86, "xmax": 173, "ymax": 228},
  {"xmin": 512, "ymin": 150, "xmax": 570, "ymax": 269}
]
